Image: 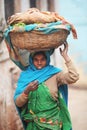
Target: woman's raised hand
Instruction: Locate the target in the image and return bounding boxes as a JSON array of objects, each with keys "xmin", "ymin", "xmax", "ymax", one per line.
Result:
[
  {"xmin": 59, "ymin": 42, "xmax": 71, "ymax": 62},
  {"xmin": 59, "ymin": 42, "xmax": 68, "ymax": 57}
]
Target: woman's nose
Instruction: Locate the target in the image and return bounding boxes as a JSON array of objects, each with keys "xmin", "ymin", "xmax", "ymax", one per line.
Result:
[{"xmin": 38, "ymin": 60, "xmax": 41, "ymax": 64}]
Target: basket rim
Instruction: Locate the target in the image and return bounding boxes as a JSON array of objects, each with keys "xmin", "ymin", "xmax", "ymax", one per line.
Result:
[
  {"xmin": 9, "ymin": 28, "xmax": 70, "ymax": 36},
  {"xmin": 8, "ymin": 28, "xmax": 70, "ymax": 52}
]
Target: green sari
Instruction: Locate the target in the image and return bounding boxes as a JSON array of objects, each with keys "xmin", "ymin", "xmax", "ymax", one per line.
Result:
[{"xmin": 21, "ymin": 82, "xmax": 72, "ymax": 130}]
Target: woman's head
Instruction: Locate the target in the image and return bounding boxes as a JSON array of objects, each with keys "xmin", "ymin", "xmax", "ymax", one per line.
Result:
[
  {"xmin": 32, "ymin": 51, "xmax": 47, "ymax": 70},
  {"xmin": 29, "ymin": 49, "xmax": 54, "ymax": 70}
]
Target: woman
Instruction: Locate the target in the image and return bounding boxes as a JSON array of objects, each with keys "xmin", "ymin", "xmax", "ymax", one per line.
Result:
[{"xmin": 14, "ymin": 43, "xmax": 79, "ymax": 130}]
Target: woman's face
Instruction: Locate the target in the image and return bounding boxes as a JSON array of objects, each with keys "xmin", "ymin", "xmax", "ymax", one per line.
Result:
[{"xmin": 33, "ymin": 54, "xmax": 47, "ymax": 69}]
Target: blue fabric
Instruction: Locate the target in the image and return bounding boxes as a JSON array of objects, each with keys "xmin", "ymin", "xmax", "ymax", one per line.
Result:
[
  {"xmin": 25, "ymin": 21, "xmax": 71, "ymax": 34},
  {"xmin": 14, "ymin": 65, "xmax": 61, "ymax": 100},
  {"xmin": 4, "ymin": 26, "xmax": 13, "ymax": 47},
  {"xmin": 24, "ymin": 24, "xmax": 37, "ymax": 31},
  {"xmin": 4, "ymin": 21, "xmax": 71, "ymax": 40},
  {"xmin": 59, "ymin": 84, "xmax": 68, "ymax": 106},
  {"xmin": 14, "ymin": 51, "xmax": 62, "ymax": 100}
]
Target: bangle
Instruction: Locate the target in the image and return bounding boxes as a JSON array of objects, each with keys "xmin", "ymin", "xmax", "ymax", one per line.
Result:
[{"xmin": 22, "ymin": 92, "xmax": 28, "ymax": 97}]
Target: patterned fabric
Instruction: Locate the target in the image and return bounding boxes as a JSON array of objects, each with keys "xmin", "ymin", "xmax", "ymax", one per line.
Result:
[{"xmin": 21, "ymin": 83, "xmax": 72, "ymax": 130}]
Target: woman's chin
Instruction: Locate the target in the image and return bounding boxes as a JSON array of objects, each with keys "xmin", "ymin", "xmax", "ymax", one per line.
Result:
[
  {"xmin": 37, "ymin": 67, "xmax": 42, "ymax": 69},
  {"xmin": 36, "ymin": 66, "xmax": 43, "ymax": 69}
]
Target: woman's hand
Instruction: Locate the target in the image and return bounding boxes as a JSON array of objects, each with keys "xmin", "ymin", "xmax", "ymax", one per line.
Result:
[
  {"xmin": 59, "ymin": 42, "xmax": 68, "ymax": 56},
  {"xmin": 59, "ymin": 42, "xmax": 71, "ymax": 62},
  {"xmin": 24, "ymin": 80, "xmax": 39, "ymax": 95}
]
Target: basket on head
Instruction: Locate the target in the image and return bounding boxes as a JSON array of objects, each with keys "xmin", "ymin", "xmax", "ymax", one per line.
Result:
[{"xmin": 9, "ymin": 29, "xmax": 70, "ymax": 52}]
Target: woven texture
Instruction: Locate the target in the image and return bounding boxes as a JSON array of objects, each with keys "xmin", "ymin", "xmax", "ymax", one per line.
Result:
[
  {"xmin": 10, "ymin": 29, "xmax": 69, "ymax": 52},
  {"xmin": 4, "ymin": 8, "xmax": 77, "ymax": 52}
]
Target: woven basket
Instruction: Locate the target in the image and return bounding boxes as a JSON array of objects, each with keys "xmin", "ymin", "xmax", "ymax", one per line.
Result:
[{"xmin": 9, "ymin": 29, "xmax": 69, "ymax": 52}]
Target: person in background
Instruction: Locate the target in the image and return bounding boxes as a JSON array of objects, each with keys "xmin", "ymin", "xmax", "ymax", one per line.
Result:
[{"xmin": 14, "ymin": 43, "xmax": 79, "ymax": 130}]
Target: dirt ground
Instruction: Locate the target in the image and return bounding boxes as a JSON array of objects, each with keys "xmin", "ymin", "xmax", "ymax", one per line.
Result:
[{"xmin": 68, "ymin": 86, "xmax": 87, "ymax": 130}]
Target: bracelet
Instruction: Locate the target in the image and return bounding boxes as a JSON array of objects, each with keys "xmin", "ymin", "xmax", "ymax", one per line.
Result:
[{"xmin": 22, "ymin": 92, "xmax": 28, "ymax": 97}]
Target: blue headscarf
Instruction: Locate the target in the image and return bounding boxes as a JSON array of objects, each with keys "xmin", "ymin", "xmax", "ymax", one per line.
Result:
[{"xmin": 14, "ymin": 50, "xmax": 62, "ymax": 100}]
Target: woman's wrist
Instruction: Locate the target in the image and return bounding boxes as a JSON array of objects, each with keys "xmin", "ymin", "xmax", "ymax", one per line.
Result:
[
  {"xmin": 24, "ymin": 89, "xmax": 30, "ymax": 95},
  {"xmin": 63, "ymin": 55, "xmax": 71, "ymax": 62},
  {"xmin": 22, "ymin": 92, "xmax": 28, "ymax": 97}
]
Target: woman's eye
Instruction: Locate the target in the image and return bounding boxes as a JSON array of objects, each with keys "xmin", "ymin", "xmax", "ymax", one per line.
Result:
[
  {"xmin": 35, "ymin": 59, "xmax": 38, "ymax": 62},
  {"xmin": 41, "ymin": 58, "xmax": 46, "ymax": 61}
]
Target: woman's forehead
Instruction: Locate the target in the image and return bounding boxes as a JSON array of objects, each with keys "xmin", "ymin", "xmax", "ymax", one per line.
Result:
[
  {"xmin": 33, "ymin": 53, "xmax": 46, "ymax": 59},
  {"xmin": 33, "ymin": 52, "xmax": 47, "ymax": 59}
]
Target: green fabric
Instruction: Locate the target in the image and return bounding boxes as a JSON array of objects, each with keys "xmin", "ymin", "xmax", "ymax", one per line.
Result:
[{"xmin": 21, "ymin": 82, "xmax": 72, "ymax": 130}]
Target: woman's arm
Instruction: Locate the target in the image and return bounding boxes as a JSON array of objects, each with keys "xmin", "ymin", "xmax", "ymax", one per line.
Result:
[
  {"xmin": 15, "ymin": 93, "xmax": 28, "ymax": 107},
  {"xmin": 56, "ymin": 42, "xmax": 79, "ymax": 84},
  {"xmin": 15, "ymin": 80, "xmax": 38, "ymax": 107}
]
